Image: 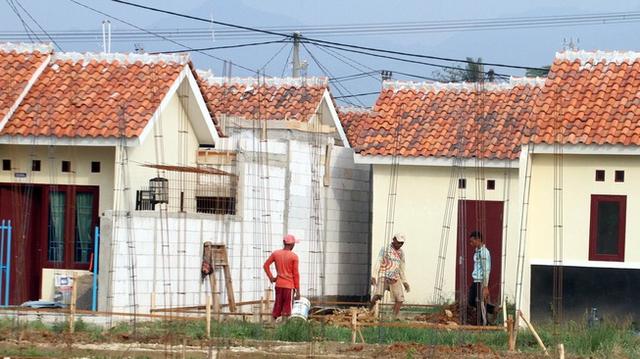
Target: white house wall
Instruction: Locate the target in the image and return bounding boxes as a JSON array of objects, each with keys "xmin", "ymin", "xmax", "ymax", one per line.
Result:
[
  {"xmin": 371, "ymin": 164, "xmax": 520, "ymax": 304},
  {"xmin": 522, "ymin": 153, "xmax": 640, "ymax": 319}
]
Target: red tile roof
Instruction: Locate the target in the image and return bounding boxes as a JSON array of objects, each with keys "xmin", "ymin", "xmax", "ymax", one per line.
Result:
[
  {"xmin": 0, "ymin": 51, "xmax": 188, "ymax": 138},
  {"xmin": 337, "ymin": 107, "xmax": 377, "ymax": 149},
  {"xmin": 345, "ymin": 79, "xmax": 542, "ymax": 160},
  {"xmin": 528, "ymin": 50, "xmax": 640, "ymax": 146},
  {"xmin": 0, "ymin": 44, "xmax": 50, "ymax": 124},
  {"xmin": 196, "ymin": 72, "xmax": 328, "ymax": 123}
]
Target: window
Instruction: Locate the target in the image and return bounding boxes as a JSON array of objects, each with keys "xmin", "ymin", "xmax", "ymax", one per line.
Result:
[
  {"xmin": 595, "ymin": 170, "xmax": 605, "ymax": 182},
  {"xmin": 589, "ymin": 195, "xmax": 626, "ymax": 261},
  {"xmin": 32, "ymin": 160, "xmax": 41, "ymax": 171},
  {"xmin": 75, "ymin": 192, "xmax": 94, "ymax": 263},
  {"xmin": 2, "ymin": 159, "xmax": 10, "ymax": 171},
  {"xmin": 61, "ymin": 161, "xmax": 71, "ymax": 173},
  {"xmin": 48, "ymin": 191, "xmax": 66, "ymax": 262},
  {"xmin": 458, "ymin": 178, "xmax": 466, "ymax": 189},
  {"xmin": 91, "ymin": 161, "xmax": 101, "ymax": 173},
  {"xmin": 615, "ymin": 170, "xmax": 625, "ymax": 183},
  {"xmin": 487, "ymin": 179, "xmax": 496, "ymax": 190},
  {"xmin": 196, "ymin": 196, "xmax": 236, "ymax": 215}
]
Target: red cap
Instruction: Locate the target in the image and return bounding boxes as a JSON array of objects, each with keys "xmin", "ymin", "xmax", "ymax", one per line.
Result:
[{"xmin": 283, "ymin": 234, "xmax": 300, "ymax": 244}]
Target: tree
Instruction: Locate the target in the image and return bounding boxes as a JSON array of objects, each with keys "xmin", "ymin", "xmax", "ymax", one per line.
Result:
[
  {"xmin": 433, "ymin": 57, "xmax": 486, "ymax": 83},
  {"xmin": 525, "ymin": 65, "xmax": 551, "ymax": 78}
]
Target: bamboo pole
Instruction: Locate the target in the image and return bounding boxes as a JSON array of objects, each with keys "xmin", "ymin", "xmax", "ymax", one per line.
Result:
[
  {"xmin": 205, "ymin": 294, "xmax": 211, "ymax": 339},
  {"xmin": 558, "ymin": 343, "xmax": 565, "ymax": 359},
  {"xmin": 69, "ymin": 273, "xmax": 78, "ymax": 333},
  {"xmin": 518, "ymin": 310, "xmax": 549, "ymax": 357}
]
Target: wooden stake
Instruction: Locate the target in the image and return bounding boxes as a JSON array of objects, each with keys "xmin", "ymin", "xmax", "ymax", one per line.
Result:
[
  {"xmin": 513, "ymin": 311, "xmax": 520, "ymax": 349},
  {"xmin": 558, "ymin": 344, "xmax": 564, "ymax": 359},
  {"xmin": 205, "ymin": 294, "xmax": 211, "ymax": 339},
  {"xmin": 350, "ymin": 307, "xmax": 357, "ymax": 344},
  {"xmin": 69, "ymin": 273, "xmax": 78, "ymax": 334},
  {"xmin": 507, "ymin": 315, "xmax": 515, "ymax": 352},
  {"xmin": 518, "ymin": 310, "xmax": 549, "ymax": 357}
]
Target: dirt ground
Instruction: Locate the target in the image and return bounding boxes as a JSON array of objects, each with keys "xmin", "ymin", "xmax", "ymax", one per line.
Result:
[{"xmin": 0, "ymin": 336, "xmax": 549, "ymax": 358}]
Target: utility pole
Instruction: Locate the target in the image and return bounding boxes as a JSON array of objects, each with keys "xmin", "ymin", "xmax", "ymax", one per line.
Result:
[
  {"xmin": 292, "ymin": 32, "xmax": 301, "ymax": 77},
  {"xmin": 102, "ymin": 20, "xmax": 111, "ymax": 53}
]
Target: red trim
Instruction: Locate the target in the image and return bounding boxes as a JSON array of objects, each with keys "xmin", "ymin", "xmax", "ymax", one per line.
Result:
[{"xmin": 589, "ymin": 194, "xmax": 626, "ymax": 262}]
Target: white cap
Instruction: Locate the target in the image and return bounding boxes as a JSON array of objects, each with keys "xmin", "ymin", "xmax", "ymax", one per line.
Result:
[{"xmin": 393, "ymin": 233, "xmax": 406, "ymax": 243}]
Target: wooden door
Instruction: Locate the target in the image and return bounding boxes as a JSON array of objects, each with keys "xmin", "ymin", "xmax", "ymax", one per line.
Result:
[
  {"xmin": 0, "ymin": 184, "xmax": 44, "ymax": 304},
  {"xmin": 455, "ymin": 200, "xmax": 503, "ymax": 305}
]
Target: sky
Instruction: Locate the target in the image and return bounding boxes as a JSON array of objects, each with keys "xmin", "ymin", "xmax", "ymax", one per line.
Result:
[{"xmin": 2, "ymin": 0, "xmax": 640, "ymax": 106}]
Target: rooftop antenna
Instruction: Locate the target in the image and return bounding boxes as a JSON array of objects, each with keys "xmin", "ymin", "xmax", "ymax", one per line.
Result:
[
  {"xmin": 102, "ymin": 20, "xmax": 112, "ymax": 53},
  {"xmin": 134, "ymin": 43, "xmax": 145, "ymax": 54},
  {"xmin": 562, "ymin": 37, "xmax": 580, "ymax": 51}
]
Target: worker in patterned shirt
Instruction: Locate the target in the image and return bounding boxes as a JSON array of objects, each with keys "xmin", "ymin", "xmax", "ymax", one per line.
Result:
[{"xmin": 369, "ymin": 233, "xmax": 410, "ymax": 317}]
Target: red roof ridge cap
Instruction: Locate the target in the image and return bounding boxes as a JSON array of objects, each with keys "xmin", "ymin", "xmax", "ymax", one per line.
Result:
[{"xmin": 0, "ymin": 42, "xmax": 53, "ymax": 54}]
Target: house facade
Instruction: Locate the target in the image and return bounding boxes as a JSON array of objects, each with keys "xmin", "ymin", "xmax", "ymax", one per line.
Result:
[{"xmin": 341, "ymin": 50, "xmax": 640, "ymax": 322}]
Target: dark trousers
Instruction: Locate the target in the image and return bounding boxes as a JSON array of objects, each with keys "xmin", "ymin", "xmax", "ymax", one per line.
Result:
[
  {"xmin": 272, "ymin": 287, "xmax": 293, "ymax": 319},
  {"xmin": 468, "ymin": 282, "xmax": 497, "ymax": 324}
]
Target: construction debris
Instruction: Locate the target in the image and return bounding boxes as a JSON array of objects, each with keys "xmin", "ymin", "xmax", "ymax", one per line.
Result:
[
  {"xmin": 414, "ymin": 304, "xmax": 461, "ymax": 325},
  {"xmin": 313, "ymin": 307, "xmax": 376, "ymax": 327}
]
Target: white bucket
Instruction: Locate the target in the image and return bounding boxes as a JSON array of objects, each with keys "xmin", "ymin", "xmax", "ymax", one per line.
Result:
[{"xmin": 290, "ymin": 297, "xmax": 311, "ymax": 320}]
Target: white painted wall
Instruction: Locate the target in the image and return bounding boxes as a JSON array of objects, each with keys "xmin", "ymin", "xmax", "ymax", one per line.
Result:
[
  {"xmin": 0, "ymin": 144, "xmax": 115, "ymax": 212},
  {"xmin": 521, "ymin": 153, "xmax": 640, "ymax": 318},
  {"xmin": 370, "ymin": 164, "xmax": 520, "ymax": 305}
]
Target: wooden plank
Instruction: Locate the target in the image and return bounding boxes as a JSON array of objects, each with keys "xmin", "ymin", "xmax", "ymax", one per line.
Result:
[
  {"xmin": 69, "ymin": 273, "xmax": 78, "ymax": 333},
  {"xmin": 518, "ymin": 310, "xmax": 549, "ymax": 356}
]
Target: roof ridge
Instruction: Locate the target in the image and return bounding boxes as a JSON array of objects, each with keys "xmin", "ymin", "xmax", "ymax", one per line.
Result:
[
  {"xmin": 0, "ymin": 42, "xmax": 53, "ymax": 54},
  {"xmin": 556, "ymin": 49, "xmax": 640, "ymax": 64},
  {"xmin": 382, "ymin": 77, "xmax": 544, "ymax": 92},
  {"xmin": 338, "ymin": 106, "xmax": 375, "ymax": 114},
  {"xmin": 196, "ymin": 70, "xmax": 328, "ymax": 87},
  {"xmin": 52, "ymin": 51, "xmax": 189, "ymax": 65}
]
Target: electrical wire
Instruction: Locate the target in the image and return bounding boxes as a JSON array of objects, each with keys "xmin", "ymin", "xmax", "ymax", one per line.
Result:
[
  {"xmin": 68, "ymin": 0, "xmax": 263, "ymax": 76},
  {"xmin": 4, "ymin": 0, "xmax": 38, "ymax": 42},
  {"xmin": 334, "ymin": 91, "xmax": 379, "ymax": 99},
  {"xmin": 149, "ymin": 39, "xmax": 287, "ymax": 54},
  {"xmin": 12, "ymin": 0, "xmax": 63, "ymax": 50},
  {"xmin": 109, "ymin": 0, "xmax": 586, "ymax": 72},
  {"xmin": 259, "ymin": 40, "xmax": 290, "ymax": 71}
]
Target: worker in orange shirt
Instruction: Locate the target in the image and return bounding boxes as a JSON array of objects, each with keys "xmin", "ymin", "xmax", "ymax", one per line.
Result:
[{"xmin": 263, "ymin": 234, "xmax": 301, "ymax": 319}]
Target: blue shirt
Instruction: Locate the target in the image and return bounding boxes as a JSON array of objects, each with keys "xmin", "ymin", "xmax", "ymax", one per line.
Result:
[{"xmin": 472, "ymin": 245, "xmax": 491, "ymax": 286}]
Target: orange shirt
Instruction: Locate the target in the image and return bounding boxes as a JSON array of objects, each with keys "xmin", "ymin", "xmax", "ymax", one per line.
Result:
[{"xmin": 263, "ymin": 249, "xmax": 300, "ymax": 289}]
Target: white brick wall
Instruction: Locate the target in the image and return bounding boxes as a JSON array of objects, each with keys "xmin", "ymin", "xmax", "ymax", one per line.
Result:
[{"xmin": 99, "ymin": 131, "xmax": 371, "ymax": 313}]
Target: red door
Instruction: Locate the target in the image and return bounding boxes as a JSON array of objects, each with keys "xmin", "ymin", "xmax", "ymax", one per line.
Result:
[
  {"xmin": 455, "ymin": 200, "xmax": 503, "ymax": 308},
  {"xmin": 0, "ymin": 185, "xmax": 44, "ymax": 304}
]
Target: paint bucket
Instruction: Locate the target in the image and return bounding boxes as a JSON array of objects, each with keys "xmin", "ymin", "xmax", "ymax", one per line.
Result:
[{"xmin": 290, "ymin": 297, "xmax": 311, "ymax": 321}]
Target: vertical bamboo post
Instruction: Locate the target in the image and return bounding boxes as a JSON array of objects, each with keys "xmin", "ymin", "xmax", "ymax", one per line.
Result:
[
  {"xmin": 507, "ymin": 315, "xmax": 515, "ymax": 352},
  {"xmin": 558, "ymin": 344, "xmax": 565, "ymax": 359},
  {"xmin": 518, "ymin": 310, "xmax": 549, "ymax": 357},
  {"xmin": 69, "ymin": 273, "xmax": 78, "ymax": 334},
  {"xmin": 206, "ymin": 293, "xmax": 212, "ymax": 339},
  {"xmin": 350, "ymin": 307, "xmax": 357, "ymax": 344}
]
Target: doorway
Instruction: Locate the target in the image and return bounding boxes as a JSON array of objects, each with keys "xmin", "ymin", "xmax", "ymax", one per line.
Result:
[
  {"xmin": 455, "ymin": 200, "xmax": 503, "ymax": 309},
  {"xmin": 0, "ymin": 183, "xmax": 99, "ymax": 304}
]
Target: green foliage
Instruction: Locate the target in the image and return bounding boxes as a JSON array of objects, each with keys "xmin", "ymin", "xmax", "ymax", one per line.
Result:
[{"xmin": 433, "ymin": 57, "xmax": 486, "ymax": 83}]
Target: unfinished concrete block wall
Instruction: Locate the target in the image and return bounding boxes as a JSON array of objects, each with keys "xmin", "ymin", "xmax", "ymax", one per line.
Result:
[{"xmin": 98, "ymin": 130, "xmax": 371, "ymax": 312}]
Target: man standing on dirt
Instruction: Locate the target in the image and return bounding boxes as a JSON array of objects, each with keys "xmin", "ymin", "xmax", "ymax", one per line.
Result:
[
  {"xmin": 468, "ymin": 230, "xmax": 497, "ymax": 325},
  {"xmin": 370, "ymin": 233, "xmax": 410, "ymax": 317},
  {"xmin": 263, "ymin": 234, "xmax": 301, "ymax": 320}
]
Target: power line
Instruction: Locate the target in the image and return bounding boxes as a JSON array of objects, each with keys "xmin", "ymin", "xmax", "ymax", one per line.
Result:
[
  {"xmin": 259, "ymin": 41, "xmax": 290, "ymax": 71},
  {"xmin": 109, "ymin": 0, "xmax": 589, "ymax": 71},
  {"xmin": 4, "ymin": 0, "xmax": 38, "ymax": 42},
  {"xmin": 68, "ymin": 0, "xmax": 262, "ymax": 76},
  {"xmin": 334, "ymin": 91, "xmax": 379, "ymax": 99},
  {"xmin": 7, "ymin": 10, "xmax": 640, "ymax": 42},
  {"xmin": 12, "ymin": 0, "xmax": 63, "ymax": 50},
  {"xmin": 149, "ymin": 39, "xmax": 287, "ymax": 54}
]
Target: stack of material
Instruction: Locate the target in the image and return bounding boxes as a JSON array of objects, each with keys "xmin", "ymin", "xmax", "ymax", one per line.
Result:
[{"xmin": 415, "ymin": 304, "xmax": 460, "ymax": 325}]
